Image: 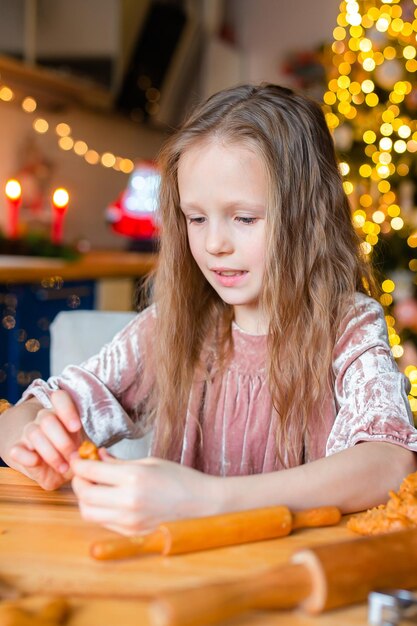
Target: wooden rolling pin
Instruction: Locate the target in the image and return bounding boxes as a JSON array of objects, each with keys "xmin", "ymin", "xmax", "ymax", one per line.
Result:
[
  {"xmin": 90, "ymin": 505, "xmax": 341, "ymax": 560},
  {"xmin": 150, "ymin": 528, "xmax": 417, "ymax": 626}
]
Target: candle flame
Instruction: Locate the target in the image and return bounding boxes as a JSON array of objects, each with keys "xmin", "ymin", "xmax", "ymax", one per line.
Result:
[
  {"xmin": 5, "ymin": 179, "xmax": 21, "ymax": 200},
  {"xmin": 53, "ymin": 188, "xmax": 69, "ymax": 208}
]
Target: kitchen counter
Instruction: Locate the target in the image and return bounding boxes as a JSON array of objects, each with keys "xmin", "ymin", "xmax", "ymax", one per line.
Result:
[{"xmin": 0, "ymin": 467, "xmax": 384, "ymax": 626}]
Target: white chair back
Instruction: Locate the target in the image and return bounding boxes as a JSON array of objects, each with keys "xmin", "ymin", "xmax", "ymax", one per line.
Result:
[{"xmin": 50, "ymin": 310, "xmax": 152, "ymax": 459}]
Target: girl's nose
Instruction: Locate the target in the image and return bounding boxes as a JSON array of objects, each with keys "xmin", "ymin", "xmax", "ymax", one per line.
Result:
[{"xmin": 205, "ymin": 224, "xmax": 234, "ymax": 255}]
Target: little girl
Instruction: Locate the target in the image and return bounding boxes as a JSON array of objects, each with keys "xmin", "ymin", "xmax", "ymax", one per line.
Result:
[{"xmin": 1, "ymin": 83, "xmax": 416, "ymax": 536}]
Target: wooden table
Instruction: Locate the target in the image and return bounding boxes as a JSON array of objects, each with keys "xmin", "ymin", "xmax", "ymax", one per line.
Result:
[{"xmin": 0, "ymin": 468, "xmax": 372, "ymax": 626}]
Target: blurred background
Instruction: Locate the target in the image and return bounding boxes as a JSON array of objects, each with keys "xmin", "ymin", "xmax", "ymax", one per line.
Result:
[{"xmin": 2, "ymin": 0, "xmax": 417, "ymax": 415}]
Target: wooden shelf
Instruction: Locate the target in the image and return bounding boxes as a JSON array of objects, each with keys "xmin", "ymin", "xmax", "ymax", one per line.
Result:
[
  {"xmin": 0, "ymin": 55, "xmax": 113, "ymax": 110},
  {"xmin": 0, "ymin": 250, "xmax": 156, "ymax": 283}
]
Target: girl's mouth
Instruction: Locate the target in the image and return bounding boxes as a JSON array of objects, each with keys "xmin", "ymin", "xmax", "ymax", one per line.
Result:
[{"xmin": 212, "ymin": 270, "xmax": 248, "ymax": 287}]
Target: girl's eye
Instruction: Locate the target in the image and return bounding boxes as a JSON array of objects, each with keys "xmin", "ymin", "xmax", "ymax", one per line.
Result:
[
  {"xmin": 236, "ymin": 216, "xmax": 258, "ymax": 225},
  {"xmin": 187, "ymin": 217, "xmax": 206, "ymax": 224}
]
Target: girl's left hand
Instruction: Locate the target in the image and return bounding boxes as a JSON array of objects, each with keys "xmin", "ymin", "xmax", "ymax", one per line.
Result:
[{"xmin": 70, "ymin": 450, "xmax": 222, "ymax": 535}]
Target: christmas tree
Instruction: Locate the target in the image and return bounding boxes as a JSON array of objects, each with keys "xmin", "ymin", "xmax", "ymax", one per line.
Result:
[{"xmin": 321, "ymin": 0, "xmax": 417, "ymax": 412}]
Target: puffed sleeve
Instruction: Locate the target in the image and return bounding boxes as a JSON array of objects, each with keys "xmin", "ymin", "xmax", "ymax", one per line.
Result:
[
  {"xmin": 326, "ymin": 293, "xmax": 417, "ymax": 455},
  {"xmin": 17, "ymin": 305, "xmax": 157, "ymax": 447}
]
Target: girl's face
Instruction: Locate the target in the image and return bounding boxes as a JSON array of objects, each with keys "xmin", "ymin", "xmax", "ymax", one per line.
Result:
[{"xmin": 178, "ymin": 139, "xmax": 268, "ymax": 334}]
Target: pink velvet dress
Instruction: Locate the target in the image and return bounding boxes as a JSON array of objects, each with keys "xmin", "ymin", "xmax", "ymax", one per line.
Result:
[{"xmin": 21, "ymin": 293, "xmax": 417, "ymax": 476}]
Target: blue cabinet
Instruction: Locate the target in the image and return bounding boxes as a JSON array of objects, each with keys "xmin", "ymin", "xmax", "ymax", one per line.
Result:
[{"xmin": 0, "ymin": 280, "xmax": 96, "ymax": 404}]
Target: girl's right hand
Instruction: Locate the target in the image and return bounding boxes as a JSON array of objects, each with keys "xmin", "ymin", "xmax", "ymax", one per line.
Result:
[{"xmin": 9, "ymin": 390, "xmax": 83, "ymax": 490}]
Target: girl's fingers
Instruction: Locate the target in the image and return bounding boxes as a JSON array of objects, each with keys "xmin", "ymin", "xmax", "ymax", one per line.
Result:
[
  {"xmin": 24, "ymin": 423, "xmax": 69, "ymax": 474},
  {"xmin": 50, "ymin": 390, "xmax": 82, "ymax": 433},
  {"xmin": 37, "ymin": 411, "xmax": 80, "ymax": 460},
  {"xmin": 9, "ymin": 443, "xmax": 41, "ymax": 467},
  {"xmin": 72, "ymin": 476, "xmax": 136, "ymax": 509},
  {"xmin": 70, "ymin": 457, "xmax": 134, "ymax": 486}
]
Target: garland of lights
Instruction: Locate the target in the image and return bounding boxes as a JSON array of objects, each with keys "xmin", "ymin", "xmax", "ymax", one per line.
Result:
[
  {"xmin": 0, "ymin": 87, "xmax": 134, "ymax": 174},
  {"xmin": 324, "ymin": 0, "xmax": 417, "ymax": 412}
]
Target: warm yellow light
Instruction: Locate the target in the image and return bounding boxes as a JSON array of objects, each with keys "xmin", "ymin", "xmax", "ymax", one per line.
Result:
[
  {"xmin": 403, "ymin": 45, "xmax": 416, "ymax": 60},
  {"xmin": 390, "ymin": 92, "xmax": 404, "ymax": 104},
  {"xmin": 120, "ymin": 159, "xmax": 134, "ymax": 174},
  {"xmin": 406, "ymin": 59, "xmax": 417, "ymax": 72},
  {"xmin": 389, "ymin": 334, "xmax": 401, "ymax": 346},
  {"xmin": 366, "ymin": 93, "xmax": 379, "ymax": 107},
  {"xmin": 5, "ymin": 179, "xmax": 21, "ymax": 200},
  {"xmin": 58, "ymin": 137, "xmax": 74, "ymax": 151},
  {"xmin": 323, "ymin": 91, "xmax": 337, "ymax": 105},
  {"xmin": 391, "ymin": 18, "xmax": 404, "ymax": 32},
  {"xmin": 363, "ymin": 130, "xmax": 376, "ymax": 144},
  {"xmin": 73, "ymin": 140, "xmax": 88, "ymax": 156},
  {"xmin": 343, "ymin": 181, "xmax": 354, "ymax": 194},
  {"xmin": 359, "ymin": 38, "xmax": 372, "ymax": 52},
  {"xmin": 380, "ymin": 123, "xmax": 393, "ymax": 136},
  {"xmin": 338, "ymin": 75, "xmax": 351, "ymax": 89},
  {"xmin": 366, "ymin": 233, "xmax": 379, "ymax": 246},
  {"xmin": 85, "ymin": 150, "xmax": 100, "ymax": 165},
  {"xmin": 372, "ymin": 210, "xmax": 385, "ymax": 223},
  {"xmin": 397, "ymin": 163, "xmax": 409, "ymax": 176},
  {"xmin": 407, "ymin": 140, "xmax": 417, "ymax": 153},
  {"xmin": 346, "ymin": 12, "xmax": 362, "ymax": 26},
  {"xmin": 391, "ymin": 217, "xmax": 404, "ymax": 230},
  {"xmin": 55, "ymin": 123, "xmax": 71, "ymax": 137},
  {"xmin": 361, "ymin": 79, "xmax": 374, "ymax": 93},
  {"xmin": 353, "ymin": 214, "xmax": 366, "ymax": 228},
  {"xmin": 0, "ymin": 86, "xmax": 14, "ymax": 101},
  {"xmin": 379, "ymin": 152, "xmax": 392, "ymax": 164},
  {"xmin": 21, "ymin": 97, "xmax": 37, "ymax": 113},
  {"xmin": 328, "ymin": 79, "xmax": 339, "ymax": 92},
  {"xmin": 363, "ymin": 58, "xmax": 376, "ymax": 71},
  {"xmin": 325, "ymin": 113, "xmax": 339, "ymax": 129},
  {"xmin": 408, "ymin": 233, "xmax": 417, "ymax": 248},
  {"xmin": 339, "ymin": 162, "xmax": 350, "ymax": 175},
  {"xmin": 359, "ymin": 194, "xmax": 372, "ymax": 208},
  {"xmin": 377, "ymin": 164, "xmax": 390, "ymax": 177},
  {"xmin": 393, "ymin": 140, "xmax": 407, "ymax": 153},
  {"xmin": 101, "ymin": 152, "xmax": 116, "ymax": 168},
  {"xmin": 33, "ymin": 118, "xmax": 49, "ymax": 133},
  {"xmin": 359, "ymin": 164, "xmax": 372, "ymax": 177},
  {"xmin": 382, "ymin": 279, "xmax": 395, "ymax": 293},
  {"xmin": 407, "ymin": 367, "xmax": 417, "ymax": 380},
  {"xmin": 52, "ymin": 188, "xmax": 69, "ymax": 208},
  {"xmin": 391, "ymin": 345, "xmax": 404, "ymax": 358},
  {"xmin": 398, "ymin": 124, "xmax": 411, "ymax": 138},
  {"xmin": 380, "ymin": 293, "xmax": 393, "ymax": 306},
  {"xmin": 378, "ymin": 180, "xmax": 391, "ymax": 193},
  {"xmin": 383, "ymin": 46, "xmax": 396, "ymax": 59},
  {"xmin": 394, "ymin": 81, "xmax": 407, "ymax": 95},
  {"xmin": 388, "ymin": 204, "xmax": 400, "ymax": 217},
  {"xmin": 361, "ymin": 241, "xmax": 372, "ymax": 255},
  {"xmin": 349, "ymin": 81, "xmax": 361, "ymax": 95},
  {"xmin": 333, "ymin": 26, "xmax": 346, "ymax": 40},
  {"xmin": 379, "ymin": 137, "xmax": 392, "ymax": 151},
  {"xmin": 338, "ymin": 101, "xmax": 352, "ymax": 115},
  {"xmin": 376, "ymin": 17, "xmax": 390, "ymax": 31}
]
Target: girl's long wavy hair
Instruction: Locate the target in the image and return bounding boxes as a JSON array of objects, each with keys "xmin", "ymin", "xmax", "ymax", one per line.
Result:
[{"xmin": 149, "ymin": 83, "xmax": 379, "ymax": 464}]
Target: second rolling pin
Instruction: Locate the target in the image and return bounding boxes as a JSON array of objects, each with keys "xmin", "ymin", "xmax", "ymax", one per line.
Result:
[{"xmin": 90, "ymin": 505, "xmax": 341, "ymax": 560}]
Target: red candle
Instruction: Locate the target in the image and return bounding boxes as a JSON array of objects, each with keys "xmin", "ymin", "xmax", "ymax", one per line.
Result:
[
  {"xmin": 5, "ymin": 179, "xmax": 22, "ymax": 239},
  {"xmin": 51, "ymin": 187, "xmax": 69, "ymax": 245}
]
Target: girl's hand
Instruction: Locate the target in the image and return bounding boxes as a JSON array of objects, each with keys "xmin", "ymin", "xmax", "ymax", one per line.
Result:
[
  {"xmin": 70, "ymin": 451, "xmax": 222, "ymax": 535},
  {"xmin": 9, "ymin": 390, "xmax": 83, "ymax": 490}
]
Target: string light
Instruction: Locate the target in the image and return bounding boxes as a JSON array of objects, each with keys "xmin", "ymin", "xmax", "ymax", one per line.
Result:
[
  {"xmin": 0, "ymin": 83, "xmax": 134, "ymax": 174},
  {"xmin": 325, "ymin": 0, "xmax": 417, "ymax": 414}
]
